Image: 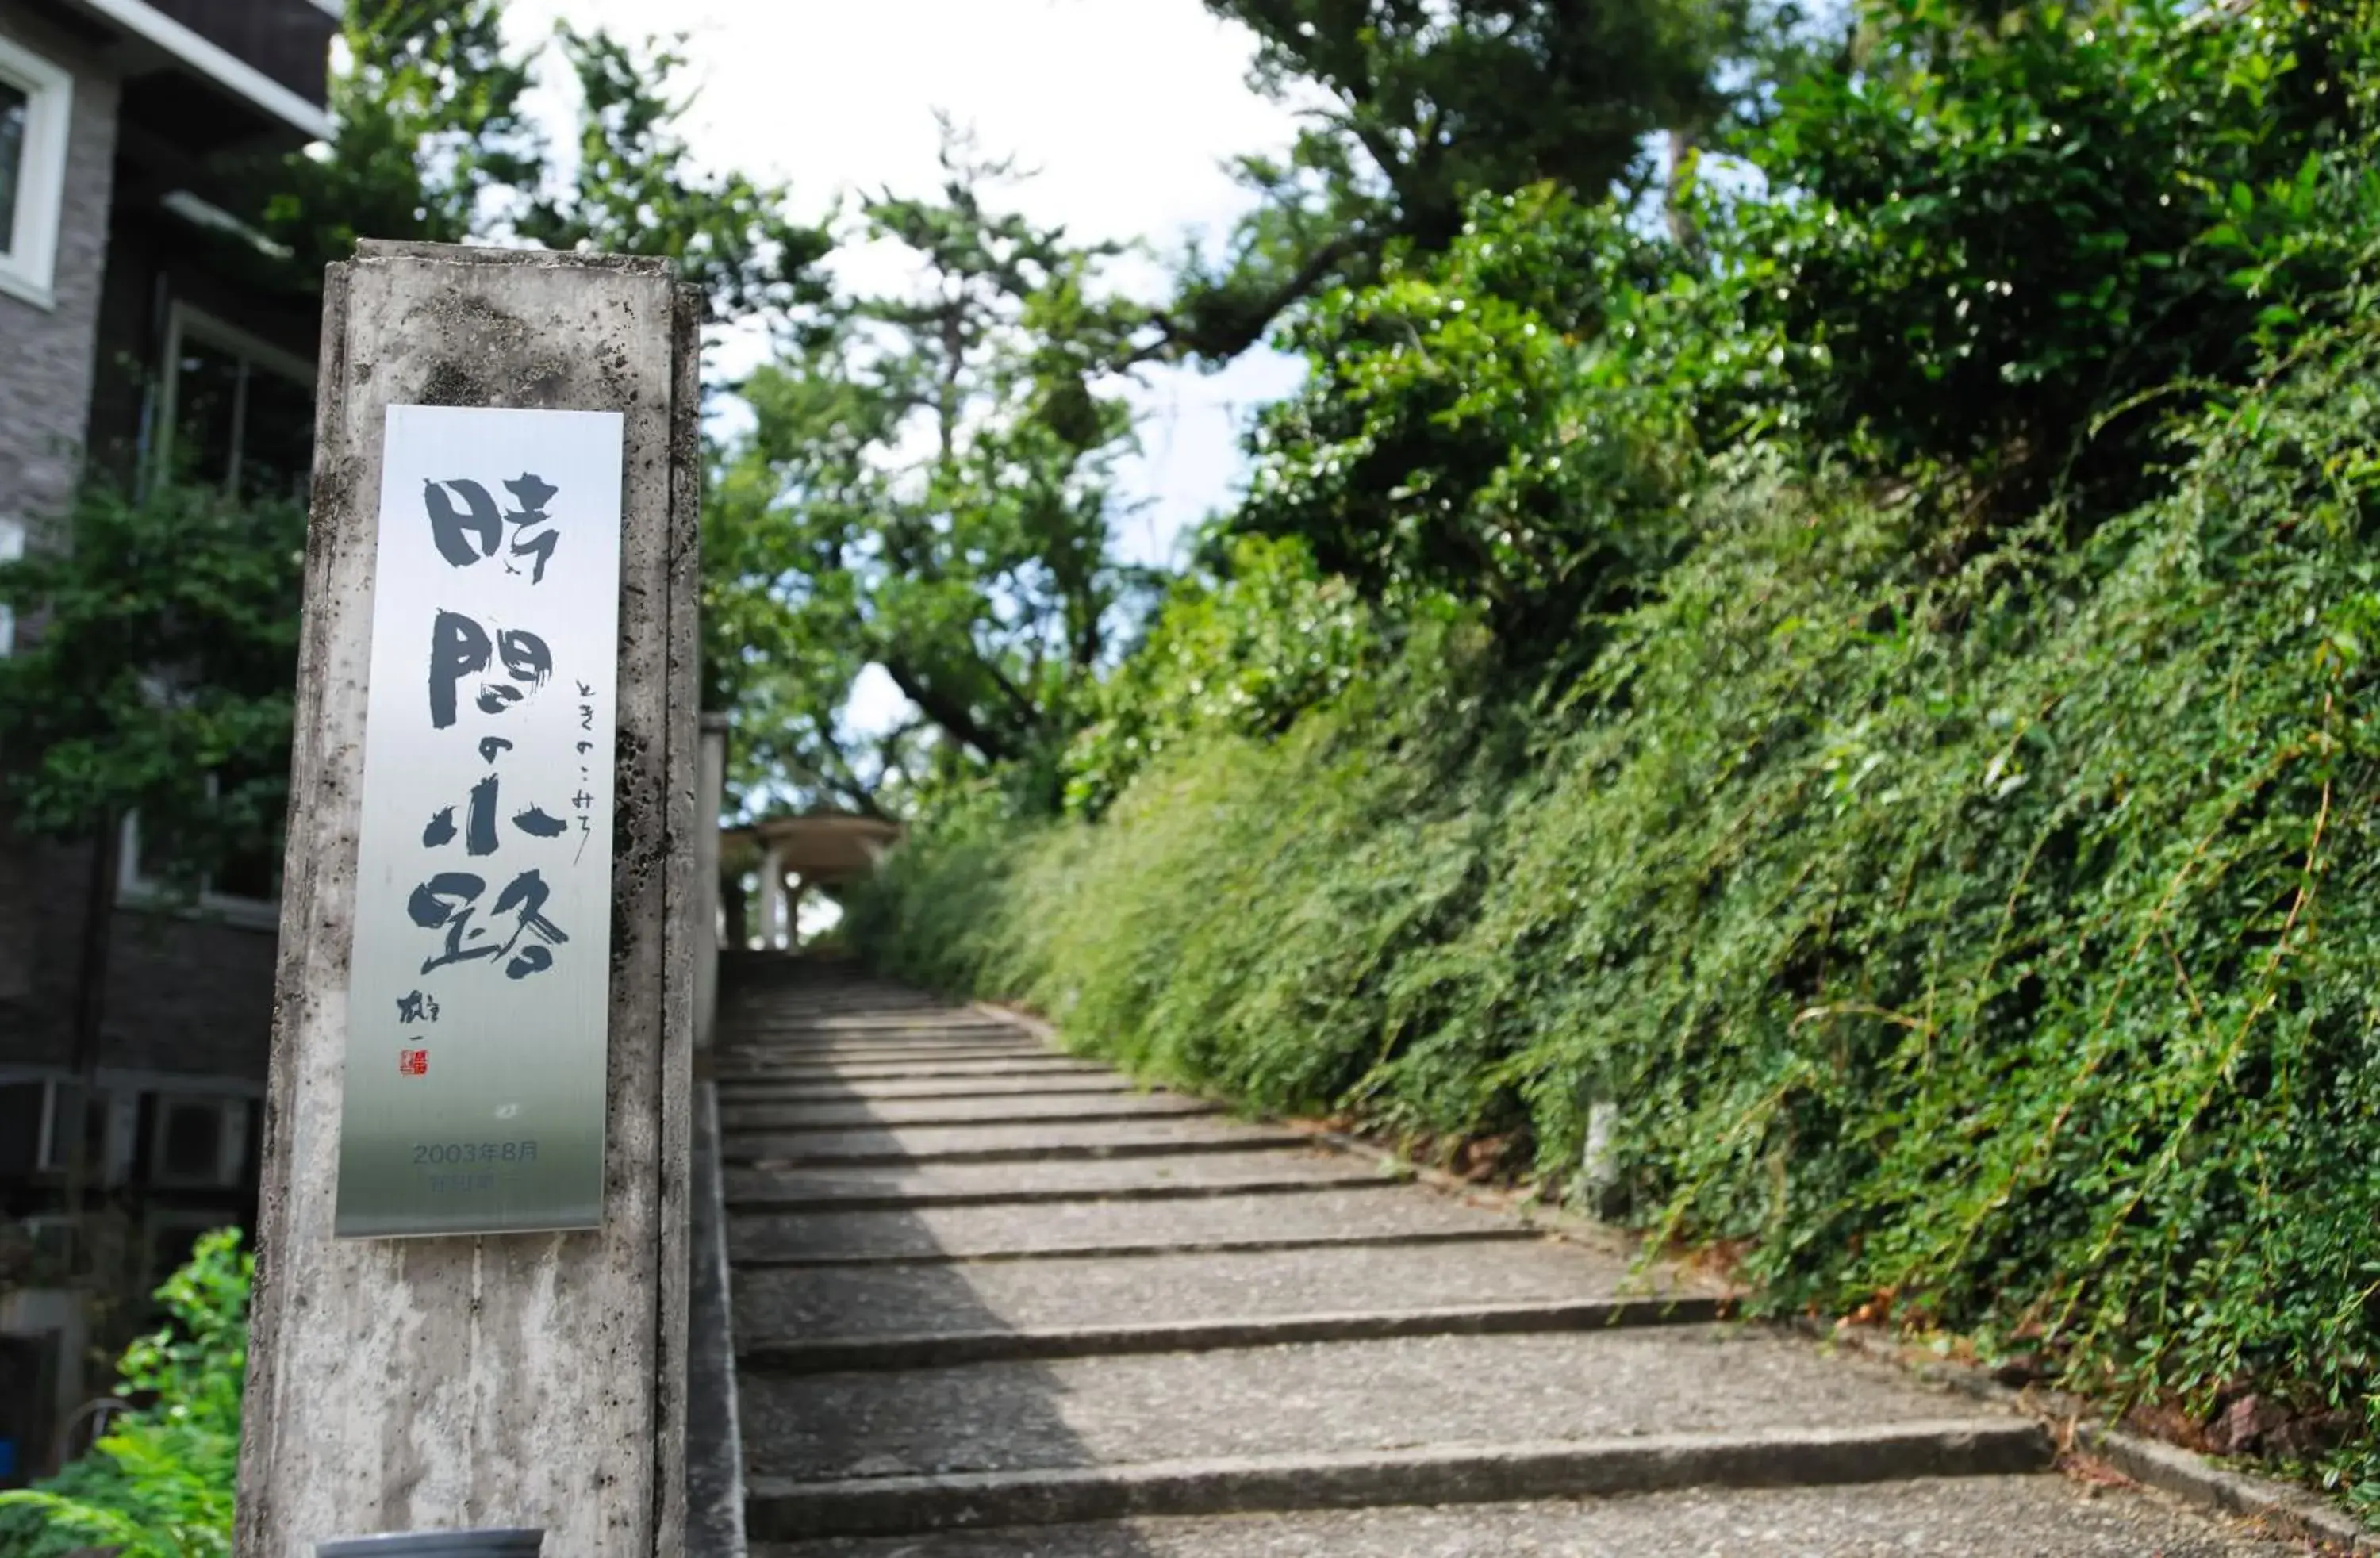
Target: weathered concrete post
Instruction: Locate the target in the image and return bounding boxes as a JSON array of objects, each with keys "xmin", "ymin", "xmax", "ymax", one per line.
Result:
[
  {"xmin": 693, "ymin": 714, "xmax": 727, "ymax": 1051},
  {"xmin": 236, "ymin": 241, "xmax": 701, "ymax": 1556}
]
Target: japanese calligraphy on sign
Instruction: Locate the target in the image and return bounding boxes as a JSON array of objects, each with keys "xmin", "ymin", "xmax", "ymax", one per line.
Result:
[{"xmin": 336, "ymin": 405, "xmax": 624, "ymax": 1238}]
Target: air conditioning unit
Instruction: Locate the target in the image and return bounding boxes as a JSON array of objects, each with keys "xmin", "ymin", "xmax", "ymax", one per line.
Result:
[{"xmin": 146, "ymin": 1096, "xmax": 249, "ymax": 1190}]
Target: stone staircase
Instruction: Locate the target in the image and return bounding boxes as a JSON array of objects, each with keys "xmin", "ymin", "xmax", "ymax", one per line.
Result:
[{"xmin": 712, "ymin": 956, "xmax": 2303, "ymax": 1556}]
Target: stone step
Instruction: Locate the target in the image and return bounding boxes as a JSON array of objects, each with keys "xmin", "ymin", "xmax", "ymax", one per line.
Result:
[
  {"xmin": 720, "ymin": 1002, "xmax": 958, "ymax": 1016},
  {"xmin": 726, "ymin": 1034, "xmax": 978, "ymax": 1043},
  {"xmin": 722, "ymin": 999, "xmax": 977, "ymax": 1012},
  {"xmin": 721, "ymin": 996, "xmax": 952, "ymax": 1011},
  {"xmin": 716, "ymin": 1057, "xmax": 1110, "ymax": 1084},
  {"xmin": 724, "ymin": 1018, "xmax": 967, "ymax": 1031},
  {"xmin": 724, "ymin": 1119, "xmax": 1308, "ymax": 1168},
  {"xmin": 724, "ymin": 1153, "xmax": 1397, "ymax": 1212},
  {"xmin": 729, "ymin": 1018, "xmax": 1023, "ymax": 1037},
  {"xmin": 720, "ymin": 1094, "xmax": 1219, "ymax": 1131},
  {"xmin": 718, "ymin": 1074, "xmax": 1139, "ymax": 1103},
  {"xmin": 742, "ymin": 1420, "xmax": 2049, "ymax": 1542},
  {"xmin": 754, "ymin": 1470, "xmax": 2306, "ymax": 1556},
  {"xmin": 732, "ymin": 1241, "xmax": 1686, "ymax": 1350},
  {"xmin": 736, "ymin": 1225, "xmax": 1534, "ymax": 1270},
  {"xmin": 718, "ymin": 969, "xmax": 2306, "ymax": 1558},
  {"xmin": 739, "ymin": 1295, "xmax": 1733, "ymax": 1373},
  {"xmin": 739, "ymin": 1327, "xmax": 2004, "ymax": 1484},
  {"xmin": 727, "ymin": 1184, "xmax": 1519, "ymax": 1264},
  {"xmin": 716, "ymin": 1054, "xmax": 1071, "ymax": 1083},
  {"xmin": 719, "ymin": 1043, "xmax": 1057, "ymax": 1067}
]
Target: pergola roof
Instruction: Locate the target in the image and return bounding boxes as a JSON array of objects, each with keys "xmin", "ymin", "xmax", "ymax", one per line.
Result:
[{"xmin": 722, "ymin": 811, "xmax": 904, "ymax": 885}]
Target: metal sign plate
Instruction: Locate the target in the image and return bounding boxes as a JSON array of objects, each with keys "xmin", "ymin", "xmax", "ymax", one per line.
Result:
[{"xmin": 336, "ymin": 404, "xmax": 624, "ymax": 1238}]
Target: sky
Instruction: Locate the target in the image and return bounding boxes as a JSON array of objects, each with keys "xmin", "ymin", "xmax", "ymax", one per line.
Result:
[{"xmin": 499, "ymin": 0, "xmax": 1315, "ymax": 737}]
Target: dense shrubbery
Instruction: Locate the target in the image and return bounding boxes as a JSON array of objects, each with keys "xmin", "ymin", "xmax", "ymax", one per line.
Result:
[
  {"xmin": 850, "ymin": 0, "xmax": 2380, "ymax": 1518},
  {"xmin": 0, "ymin": 1230, "xmax": 248, "ymax": 1556}
]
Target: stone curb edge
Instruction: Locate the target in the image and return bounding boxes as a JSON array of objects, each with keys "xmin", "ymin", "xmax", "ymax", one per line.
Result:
[
  {"xmin": 969, "ymin": 998, "xmax": 2377, "ymax": 1552},
  {"xmin": 745, "ymin": 1418, "xmax": 2050, "ymax": 1541},
  {"xmin": 1806, "ymin": 1320, "xmax": 2377, "ymax": 1553},
  {"xmin": 686, "ymin": 1080, "xmax": 750, "ymax": 1558}
]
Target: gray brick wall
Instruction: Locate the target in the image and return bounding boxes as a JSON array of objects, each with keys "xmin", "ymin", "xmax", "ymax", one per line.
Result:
[
  {"xmin": 0, "ymin": 8, "xmax": 120, "ymax": 547},
  {"xmin": 0, "ymin": 836, "xmax": 91, "ymax": 1059},
  {"xmin": 0, "ymin": 857, "xmax": 278, "ymax": 1084},
  {"xmin": 102, "ymin": 911, "xmax": 278, "ymax": 1080},
  {"xmin": 0, "ymin": 11, "xmax": 121, "ymax": 1015},
  {"xmin": 0, "ymin": 17, "xmax": 310, "ymax": 1095}
]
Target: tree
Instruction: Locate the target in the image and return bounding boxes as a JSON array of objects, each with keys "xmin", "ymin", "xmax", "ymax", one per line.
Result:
[
  {"xmin": 0, "ymin": 2, "xmax": 837, "ymax": 1143},
  {"xmin": 0, "ymin": 483, "xmax": 301, "ymax": 1320},
  {"xmin": 240, "ymin": 2, "xmax": 831, "ymax": 328},
  {"xmin": 1215, "ymin": 185, "xmax": 1716, "ymax": 662},
  {"xmin": 708, "ymin": 129, "xmax": 1159, "ymax": 818},
  {"xmin": 1060, "ymin": 532, "xmax": 1380, "ymax": 817},
  {"xmin": 1150, "ymin": 0, "xmax": 1745, "ymax": 363},
  {"xmin": 510, "ymin": 25, "xmax": 833, "ymax": 326},
  {"xmin": 0, "ymin": 483, "xmax": 304, "ymax": 896},
  {"xmin": 248, "ymin": 0, "xmax": 539, "ymax": 275},
  {"xmin": 19, "ymin": 1, "xmax": 842, "ymax": 900}
]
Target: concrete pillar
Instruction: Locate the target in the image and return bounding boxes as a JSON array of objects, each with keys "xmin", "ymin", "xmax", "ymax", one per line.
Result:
[
  {"xmin": 693, "ymin": 715, "xmax": 728, "ymax": 1051},
  {"xmin": 758, "ymin": 843, "xmax": 789, "ymax": 951},
  {"xmin": 236, "ymin": 242, "xmax": 701, "ymax": 1556}
]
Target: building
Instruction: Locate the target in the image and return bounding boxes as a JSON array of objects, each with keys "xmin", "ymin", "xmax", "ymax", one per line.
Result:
[{"xmin": 0, "ymin": 0, "xmax": 335, "ymax": 1486}]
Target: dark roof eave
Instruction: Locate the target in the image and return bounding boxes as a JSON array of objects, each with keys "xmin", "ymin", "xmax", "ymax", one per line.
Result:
[{"xmin": 66, "ymin": 0, "xmax": 332, "ymax": 140}]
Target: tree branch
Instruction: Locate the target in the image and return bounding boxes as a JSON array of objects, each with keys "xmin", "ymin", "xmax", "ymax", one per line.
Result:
[
  {"xmin": 881, "ymin": 658, "xmax": 1015, "ymax": 765},
  {"xmin": 965, "ymin": 638, "xmax": 1044, "ymax": 729},
  {"xmin": 1132, "ymin": 228, "xmax": 1376, "ymax": 366}
]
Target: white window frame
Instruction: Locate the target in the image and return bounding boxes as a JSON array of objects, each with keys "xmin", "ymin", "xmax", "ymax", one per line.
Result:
[
  {"xmin": 146, "ymin": 1092, "xmax": 249, "ymax": 1189},
  {"xmin": 0, "ymin": 34, "xmax": 74, "ymax": 311},
  {"xmin": 118, "ymin": 782, "xmax": 282, "ymax": 931},
  {"xmin": 19, "ymin": 1080, "xmax": 132, "ymax": 1185},
  {"xmin": 0, "ymin": 515, "xmax": 22, "ymax": 655},
  {"xmin": 155, "ymin": 301, "xmax": 317, "ymax": 495}
]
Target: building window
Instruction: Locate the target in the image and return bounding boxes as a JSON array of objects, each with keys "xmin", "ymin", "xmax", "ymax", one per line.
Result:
[
  {"xmin": 0, "ymin": 1079, "xmax": 126, "ymax": 1184},
  {"xmin": 159, "ymin": 303, "xmax": 314, "ymax": 503},
  {"xmin": 0, "ymin": 35, "xmax": 71, "ymax": 310},
  {"xmin": 146, "ymin": 1094, "xmax": 248, "ymax": 1189},
  {"xmin": 0, "ymin": 516, "xmax": 21, "ymax": 655},
  {"xmin": 118, "ymin": 760, "xmax": 287, "ymax": 931}
]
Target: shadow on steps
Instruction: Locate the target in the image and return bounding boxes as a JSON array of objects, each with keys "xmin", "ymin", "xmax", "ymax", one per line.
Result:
[{"xmin": 714, "ymin": 953, "xmax": 1166, "ymax": 1554}]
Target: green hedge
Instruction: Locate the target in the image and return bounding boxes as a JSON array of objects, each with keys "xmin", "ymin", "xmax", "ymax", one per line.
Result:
[{"xmin": 849, "ymin": 336, "xmax": 2380, "ymax": 1516}]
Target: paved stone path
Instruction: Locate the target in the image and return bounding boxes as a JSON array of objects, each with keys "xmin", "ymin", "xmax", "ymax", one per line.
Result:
[{"xmin": 719, "ymin": 957, "xmax": 2310, "ymax": 1556}]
